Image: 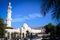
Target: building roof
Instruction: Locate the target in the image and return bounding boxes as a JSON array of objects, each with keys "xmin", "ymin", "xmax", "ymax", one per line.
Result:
[
  {"xmin": 5, "ymin": 27, "xmax": 14, "ymax": 29},
  {"xmin": 31, "ymin": 27, "xmax": 44, "ymax": 30}
]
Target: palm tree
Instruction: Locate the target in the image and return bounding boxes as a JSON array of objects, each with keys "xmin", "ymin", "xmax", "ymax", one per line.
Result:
[
  {"xmin": 0, "ymin": 18, "xmax": 6, "ymax": 38},
  {"xmin": 41, "ymin": 0, "xmax": 60, "ymax": 20}
]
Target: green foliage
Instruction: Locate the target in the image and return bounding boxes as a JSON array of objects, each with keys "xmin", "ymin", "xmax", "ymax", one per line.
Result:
[
  {"xmin": 44, "ymin": 23, "xmax": 56, "ymax": 34},
  {"xmin": 56, "ymin": 23, "xmax": 60, "ymax": 38},
  {"xmin": 44, "ymin": 23, "xmax": 60, "ymax": 40},
  {"xmin": 0, "ymin": 18, "xmax": 6, "ymax": 38}
]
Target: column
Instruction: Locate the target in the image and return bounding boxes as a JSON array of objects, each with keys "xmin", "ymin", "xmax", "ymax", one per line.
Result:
[{"xmin": 9, "ymin": 32, "xmax": 11, "ymax": 40}]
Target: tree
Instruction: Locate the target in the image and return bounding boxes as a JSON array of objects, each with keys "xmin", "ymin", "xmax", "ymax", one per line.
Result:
[
  {"xmin": 41, "ymin": 0, "xmax": 60, "ymax": 20},
  {"xmin": 44, "ymin": 23, "xmax": 56, "ymax": 34},
  {"xmin": 44, "ymin": 23, "xmax": 56, "ymax": 40},
  {"xmin": 0, "ymin": 18, "xmax": 6, "ymax": 38},
  {"xmin": 56, "ymin": 23, "xmax": 60, "ymax": 39}
]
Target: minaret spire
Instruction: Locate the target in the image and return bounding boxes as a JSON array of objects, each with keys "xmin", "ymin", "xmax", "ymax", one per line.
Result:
[
  {"xmin": 8, "ymin": 2, "xmax": 12, "ymax": 9},
  {"xmin": 9, "ymin": 2, "xmax": 11, "ymax": 6},
  {"xmin": 6, "ymin": 2, "xmax": 12, "ymax": 27}
]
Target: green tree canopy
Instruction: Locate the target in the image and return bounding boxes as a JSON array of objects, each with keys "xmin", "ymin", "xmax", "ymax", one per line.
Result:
[
  {"xmin": 44, "ymin": 23, "xmax": 56, "ymax": 34},
  {"xmin": 0, "ymin": 18, "xmax": 6, "ymax": 38}
]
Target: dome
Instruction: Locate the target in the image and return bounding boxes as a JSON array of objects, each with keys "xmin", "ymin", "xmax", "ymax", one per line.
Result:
[{"xmin": 22, "ymin": 23, "xmax": 28, "ymax": 29}]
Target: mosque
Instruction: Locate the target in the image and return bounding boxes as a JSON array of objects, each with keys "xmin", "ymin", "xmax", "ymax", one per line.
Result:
[{"xmin": 5, "ymin": 2, "xmax": 45, "ymax": 39}]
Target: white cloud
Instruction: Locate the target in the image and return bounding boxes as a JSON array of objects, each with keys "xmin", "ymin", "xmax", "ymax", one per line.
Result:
[
  {"xmin": 12, "ymin": 13, "xmax": 42, "ymax": 22},
  {"xmin": 12, "ymin": 18, "xmax": 25, "ymax": 22},
  {"xmin": 28, "ymin": 13, "xmax": 42, "ymax": 19}
]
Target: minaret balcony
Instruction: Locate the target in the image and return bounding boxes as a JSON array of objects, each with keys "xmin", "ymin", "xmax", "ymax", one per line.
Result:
[
  {"xmin": 8, "ymin": 6, "xmax": 12, "ymax": 9},
  {"xmin": 7, "ymin": 10, "xmax": 12, "ymax": 13},
  {"xmin": 6, "ymin": 18, "xmax": 12, "ymax": 21}
]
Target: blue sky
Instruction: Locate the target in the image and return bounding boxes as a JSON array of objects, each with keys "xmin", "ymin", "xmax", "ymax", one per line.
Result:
[{"xmin": 0, "ymin": 0, "xmax": 57, "ymax": 28}]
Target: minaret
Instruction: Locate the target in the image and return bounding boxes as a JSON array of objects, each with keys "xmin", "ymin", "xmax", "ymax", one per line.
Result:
[{"xmin": 6, "ymin": 2, "xmax": 12, "ymax": 27}]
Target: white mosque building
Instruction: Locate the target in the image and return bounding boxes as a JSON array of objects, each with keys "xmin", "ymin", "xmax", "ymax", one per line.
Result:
[{"xmin": 5, "ymin": 2, "xmax": 45, "ymax": 39}]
